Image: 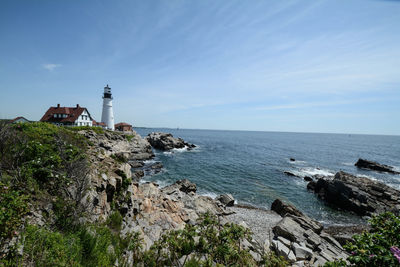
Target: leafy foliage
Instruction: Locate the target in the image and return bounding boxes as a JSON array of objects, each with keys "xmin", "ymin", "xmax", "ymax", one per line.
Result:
[
  {"xmin": 0, "ymin": 122, "xmax": 88, "ymax": 195},
  {"xmin": 343, "ymin": 212, "xmax": 400, "ymax": 266},
  {"xmin": 137, "ymin": 213, "xmax": 287, "ymax": 267},
  {"xmin": 68, "ymin": 125, "xmax": 105, "ymax": 134},
  {"xmin": 325, "ymin": 212, "xmax": 400, "ymax": 267},
  {"xmin": 0, "ymin": 182, "xmax": 28, "ymax": 241}
]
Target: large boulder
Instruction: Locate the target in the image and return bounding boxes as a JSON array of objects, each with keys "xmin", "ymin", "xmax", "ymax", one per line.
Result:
[
  {"xmin": 355, "ymin": 158, "xmax": 400, "ymax": 174},
  {"xmin": 270, "ymin": 199, "xmax": 348, "ymax": 265},
  {"xmin": 146, "ymin": 132, "xmax": 196, "ymax": 151},
  {"xmin": 216, "ymin": 194, "xmax": 235, "ymax": 206},
  {"xmin": 309, "ymin": 171, "xmax": 400, "ymax": 216}
]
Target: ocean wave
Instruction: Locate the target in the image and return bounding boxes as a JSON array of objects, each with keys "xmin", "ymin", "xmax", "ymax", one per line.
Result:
[
  {"xmin": 199, "ymin": 191, "xmax": 218, "ymax": 199},
  {"xmin": 356, "ymin": 174, "xmax": 378, "ymax": 181},
  {"xmin": 342, "ymin": 162, "xmax": 355, "ymax": 166},
  {"xmin": 143, "ymin": 159, "xmax": 156, "ymax": 164},
  {"xmin": 288, "ymin": 160, "xmax": 307, "ymax": 165},
  {"xmin": 293, "ymin": 167, "xmax": 335, "ymax": 178}
]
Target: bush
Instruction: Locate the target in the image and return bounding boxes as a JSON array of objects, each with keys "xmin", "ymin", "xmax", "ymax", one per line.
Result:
[
  {"xmin": 0, "ymin": 182, "xmax": 28, "ymax": 241},
  {"xmin": 0, "ymin": 122, "xmax": 88, "ymax": 196},
  {"xmin": 138, "ymin": 212, "xmax": 287, "ymax": 267},
  {"xmin": 342, "ymin": 212, "xmax": 400, "ymax": 266},
  {"xmin": 68, "ymin": 126, "xmax": 105, "ymax": 134},
  {"xmin": 22, "ymin": 225, "xmax": 82, "ymax": 266},
  {"xmin": 325, "ymin": 212, "xmax": 400, "ymax": 267}
]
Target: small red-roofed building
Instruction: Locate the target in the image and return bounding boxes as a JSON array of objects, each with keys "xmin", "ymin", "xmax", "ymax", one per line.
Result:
[
  {"xmin": 115, "ymin": 122, "xmax": 132, "ymax": 132},
  {"xmin": 93, "ymin": 120, "xmax": 107, "ymax": 128},
  {"xmin": 40, "ymin": 104, "xmax": 94, "ymax": 127},
  {"xmin": 10, "ymin": 116, "xmax": 30, "ymax": 123}
]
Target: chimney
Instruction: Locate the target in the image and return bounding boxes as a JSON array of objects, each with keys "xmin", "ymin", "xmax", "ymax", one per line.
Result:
[
  {"xmin": 76, "ymin": 104, "xmax": 80, "ymax": 108},
  {"xmin": 57, "ymin": 104, "xmax": 60, "ymax": 108}
]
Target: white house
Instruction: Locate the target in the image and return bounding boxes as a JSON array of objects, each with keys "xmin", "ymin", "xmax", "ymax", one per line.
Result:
[{"xmin": 40, "ymin": 104, "xmax": 94, "ymax": 127}]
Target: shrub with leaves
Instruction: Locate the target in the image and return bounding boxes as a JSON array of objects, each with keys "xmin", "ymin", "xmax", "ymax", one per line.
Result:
[
  {"xmin": 328, "ymin": 212, "xmax": 400, "ymax": 267},
  {"xmin": 137, "ymin": 213, "xmax": 287, "ymax": 267},
  {"xmin": 0, "ymin": 182, "xmax": 28, "ymax": 242}
]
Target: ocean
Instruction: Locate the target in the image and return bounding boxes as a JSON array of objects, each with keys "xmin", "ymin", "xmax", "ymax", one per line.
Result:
[{"xmin": 134, "ymin": 128, "xmax": 400, "ymax": 225}]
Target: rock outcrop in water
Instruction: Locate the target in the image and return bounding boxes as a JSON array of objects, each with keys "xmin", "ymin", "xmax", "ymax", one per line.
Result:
[
  {"xmin": 269, "ymin": 199, "xmax": 348, "ymax": 265},
  {"xmin": 146, "ymin": 132, "xmax": 196, "ymax": 151},
  {"xmin": 308, "ymin": 171, "xmax": 400, "ymax": 216},
  {"xmin": 355, "ymin": 158, "xmax": 400, "ymax": 174}
]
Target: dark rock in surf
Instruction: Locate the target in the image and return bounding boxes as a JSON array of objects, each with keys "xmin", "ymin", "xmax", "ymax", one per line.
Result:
[
  {"xmin": 290, "ymin": 158, "xmax": 296, "ymax": 162},
  {"xmin": 146, "ymin": 132, "xmax": 196, "ymax": 151},
  {"xmin": 216, "ymin": 194, "xmax": 235, "ymax": 207},
  {"xmin": 304, "ymin": 176, "xmax": 313, "ymax": 182},
  {"xmin": 284, "ymin": 171, "xmax": 298, "ymax": 177},
  {"xmin": 355, "ymin": 158, "xmax": 400, "ymax": 174},
  {"xmin": 308, "ymin": 171, "xmax": 400, "ymax": 216}
]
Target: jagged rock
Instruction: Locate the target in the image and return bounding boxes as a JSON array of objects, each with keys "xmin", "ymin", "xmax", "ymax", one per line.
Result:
[
  {"xmin": 271, "ymin": 199, "xmax": 323, "ymax": 234},
  {"xmin": 164, "ymin": 179, "xmax": 197, "ymax": 194},
  {"xmin": 271, "ymin": 199, "xmax": 303, "ymax": 218},
  {"xmin": 270, "ymin": 199, "xmax": 348, "ymax": 265},
  {"xmin": 355, "ymin": 158, "xmax": 400, "ymax": 174},
  {"xmin": 284, "ymin": 171, "xmax": 298, "ymax": 177},
  {"xmin": 292, "ymin": 242, "xmax": 313, "ymax": 260},
  {"xmin": 304, "ymin": 176, "xmax": 313, "ymax": 182},
  {"xmin": 308, "ymin": 171, "xmax": 400, "ymax": 216},
  {"xmin": 146, "ymin": 132, "xmax": 195, "ymax": 151},
  {"xmin": 216, "ymin": 193, "xmax": 235, "ymax": 206}
]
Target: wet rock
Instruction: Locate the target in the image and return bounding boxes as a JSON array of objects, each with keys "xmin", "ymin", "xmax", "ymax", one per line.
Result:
[
  {"xmin": 284, "ymin": 171, "xmax": 298, "ymax": 177},
  {"xmin": 308, "ymin": 171, "xmax": 400, "ymax": 216},
  {"xmin": 146, "ymin": 132, "xmax": 195, "ymax": 151},
  {"xmin": 304, "ymin": 176, "xmax": 313, "ymax": 182},
  {"xmin": 216, "ymin": 193, "xmax": 235, "ymax": 206},
  {"xmin": 290, "ymin": 158, "xmax": 296, "ymax": 162},
  {"xmin": 355, "ymin": 158, "xmax": 400, "ymax": 174}
]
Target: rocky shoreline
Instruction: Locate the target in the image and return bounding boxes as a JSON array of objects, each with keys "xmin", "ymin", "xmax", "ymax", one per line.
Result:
[
  {"xmin": 94, "ymin": 130, "xmax": 400, "ymax": 265},
  {"xmin": 15, "ymin": 128, "xmax": 399, "ymax": 266}
]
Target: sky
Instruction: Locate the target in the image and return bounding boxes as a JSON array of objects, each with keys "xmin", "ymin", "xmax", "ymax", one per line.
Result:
[{"xmin": 1, "ymin": 0, "xmax": 399, "ymax": 135}]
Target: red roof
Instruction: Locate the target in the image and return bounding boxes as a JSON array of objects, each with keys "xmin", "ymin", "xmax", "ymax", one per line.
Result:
[
  {"xmin": 115, "ymin": 122, "xmax": 132, "ymax": 127},
  {"xmin": 40, "ymin": 104, "xmax": 90, "ymax": 123},
  {"xmin": 10, "ymin": 116, "xmax": 29, "ymax": 123},
  {"xmin": 93, "ymin": 120, "xmax": 106, "ymax": 126}
]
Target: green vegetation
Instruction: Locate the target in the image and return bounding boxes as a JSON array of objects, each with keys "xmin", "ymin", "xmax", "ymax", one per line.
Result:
[
  {"xmin": 0, "ymin": 182, "xmax": 28, "ymax": 241},
  {"xmin": 111, "ymin": 153, "xmax": 128, "ymax": 163},
  {"xmin": 325, "ymin": 212, "xmax": 400, "ymax": 267},
  {"xmin": 68, "ymin": 125, "xmax": 105, "ymax": 134},
  {"xmin": 0, "ymin": 122, "xmax": 88, "ymax": 195},
  {"xmin": 0, "ymin": 122, "xmax": 287, "ymax": 266},
  {"xmin": 140, "ymin": 213, "xmax": 288, "ymax": 267}
]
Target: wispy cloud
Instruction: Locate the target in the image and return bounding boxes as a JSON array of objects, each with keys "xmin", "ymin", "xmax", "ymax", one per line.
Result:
[
  {"xmin": 255, "ymin": 98, "xmax": 381, "ymax": 111},
  {"xmin": 42, "ymin": 63, "xmax": 61, "ymax": 71}
]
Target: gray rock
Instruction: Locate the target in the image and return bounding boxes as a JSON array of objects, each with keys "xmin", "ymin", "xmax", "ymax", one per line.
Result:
[
  {"xmin": 355, "ymin": 158, "xmax": 400, "ymax": 174},
  {"xmin": 146, "ymin": 132, "xmax": 195, "ymax": 151},
  {"xmin": 216, "ymin": 193, "xmax": 235, "ymax": 206},
  {"xmin": 308, "ymin": 171, "xmax": 400, "ymax": 216},
  {"xmin": 292, "ymin": 242, "xmax": 313, "ymax": 260}
]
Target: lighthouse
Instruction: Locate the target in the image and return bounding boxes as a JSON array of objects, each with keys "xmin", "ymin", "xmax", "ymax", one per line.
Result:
[{"xmin": 101, "ymin": 84, "xmax": 115, "ymax": 130}]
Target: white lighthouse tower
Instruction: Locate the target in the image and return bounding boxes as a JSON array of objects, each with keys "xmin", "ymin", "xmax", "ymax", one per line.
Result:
[{"xmin": 101, "ymin": 84, "xmax": 115, "ymax": 130}]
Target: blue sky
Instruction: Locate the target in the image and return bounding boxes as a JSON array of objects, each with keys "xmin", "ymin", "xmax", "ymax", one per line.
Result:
[{"xmin": 1, "ymin": 0, "xmax": 399, "ymax": 135}]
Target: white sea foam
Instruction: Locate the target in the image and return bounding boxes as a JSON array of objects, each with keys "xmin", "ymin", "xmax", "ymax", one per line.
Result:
[
  {"xmin": 294, "ymin": 167, "xmax": 335, "ymax": 178},
  {"xmin": 342, "ymin": 162, "xmax": 354, "ymax": 166},
  {"xmin": 356, "ymin": 174, "xmax": 378, "ymax": 181},
  {"xmin": 288, "ymin": 160, "xmax": 307, "ymax": 165},
  {"xmin": 388, "ymin": 183, "xmax": 400, "ymax": 190},
  {"xmin": 199, "ymin": 191, "xmax": 218, "ymax": 199},
  {"xmin": 143, "ymin": 159, "xmax": 156, "ymax": 164}
]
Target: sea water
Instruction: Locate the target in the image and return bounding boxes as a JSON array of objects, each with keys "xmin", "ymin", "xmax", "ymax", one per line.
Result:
[{"xmin": 135, "ymin": 128, "xmax": 400, "ymax": 225}]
